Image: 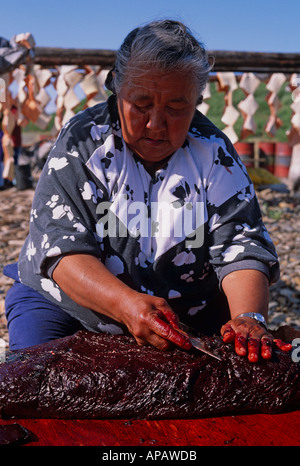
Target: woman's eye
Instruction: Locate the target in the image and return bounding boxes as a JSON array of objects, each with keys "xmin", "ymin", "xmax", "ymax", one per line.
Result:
[
  {"xmin": 134, "ymin": 103, "xmax": 187, "ymax": 115},
  {"xmin": 135, "ymin": 104, "xmax": 151, "ymax": 112},
  {"xmin": 167, "ymin": 106, "xmax": 185, "ymax": 114}
]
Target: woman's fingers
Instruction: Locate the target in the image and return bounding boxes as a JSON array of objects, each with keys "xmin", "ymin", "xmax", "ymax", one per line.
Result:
[
  {"xmin": 234, "ymin": 334, "xmax": 247, "ymax": 357},
  {"xmin": 247, "ymin": 337, "xmax": 260, "ymax": 362},
  {"xmin": 129, "ymin": 295, "xmax": 191, "ymax": 351},
  {"xmin": 221, "ymin": 318, "xmax": 293, "ymax": 362},
  {"xmin": 158, "ymin": 306, "xmax": 181, "ymax": 330},
  {"xmin": 274, "ymin": 339, "xmax": 293, "ymax": 352},
  {"xmin": 220, "ymin": 323, "xmax": 235, "ymax": 343},
  {"xmin": 261, "ymin": 337, "xmax": 273, "ymax": 359},
  {"xmin": 149, "ymin": 313, "xmax": 191, "ymax": 350},
  {"xmin": 237, "ymin": 335, "xmax": 272, "ymax": 362},
  {"xmin": 149, "ymin": 300, "xmax": 192, "ymax": 350}
]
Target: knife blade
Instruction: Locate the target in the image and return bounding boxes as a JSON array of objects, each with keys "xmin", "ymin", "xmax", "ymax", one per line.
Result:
[{"xmin": 177, "ymin": 322, "xmax": 222, "ymax": 361}]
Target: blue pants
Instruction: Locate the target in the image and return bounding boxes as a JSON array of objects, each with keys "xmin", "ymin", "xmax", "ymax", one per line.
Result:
[{"xmin": 4, "ymin": 263, "xmax": 84, "ymax": 350}]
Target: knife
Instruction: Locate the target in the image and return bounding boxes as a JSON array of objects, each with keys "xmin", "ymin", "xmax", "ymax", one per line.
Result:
[{"xmin": 177, "ymin": 322, "xmax": 222, "ymax": 361}]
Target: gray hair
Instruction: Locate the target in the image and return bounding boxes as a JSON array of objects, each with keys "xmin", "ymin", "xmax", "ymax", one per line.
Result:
[{"xmin": 105, "ymin": 20, "xmax": 213, "ymax": 102}]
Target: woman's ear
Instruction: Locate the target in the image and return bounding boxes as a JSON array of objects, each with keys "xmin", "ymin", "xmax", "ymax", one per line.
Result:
[
  {"xmin": 104, "ymin": 68, "xmax": 116, "ymax": 94},
  {"xmin": 196, "ymin": 95, "xmax": 203, "ymax": 106}
]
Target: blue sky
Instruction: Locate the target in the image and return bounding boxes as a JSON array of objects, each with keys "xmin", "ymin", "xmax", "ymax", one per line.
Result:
[{"xmin": 1, "ymin": 0, "xmax": 299, "ymax": 53}]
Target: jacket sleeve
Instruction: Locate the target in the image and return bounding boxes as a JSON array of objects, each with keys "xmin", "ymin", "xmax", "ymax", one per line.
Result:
[{"xmin": 18, "ymin": 143, "xmax": 109, "ymax": 279}]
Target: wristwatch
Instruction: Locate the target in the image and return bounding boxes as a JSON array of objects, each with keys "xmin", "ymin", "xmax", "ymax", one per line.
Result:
[{"xmin": 237, "ymin": 312, "xmax": 268, "ymax": 329}]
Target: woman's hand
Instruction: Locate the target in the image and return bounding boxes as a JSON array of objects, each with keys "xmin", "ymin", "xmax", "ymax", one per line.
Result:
[
  {"xmin": 221, "ymin": 270, "xmax": 292, "ymax": 362},
  {"xmin": 121, "ymin": 292, "xmax": 192, "ymax": 351},
  {"xmin": 53, "ymin": 254, "xmax": 191, "ymax": 352},
  {"xmin": 221, "ymin": 316, "xmax": 292, "ymax": 362}
]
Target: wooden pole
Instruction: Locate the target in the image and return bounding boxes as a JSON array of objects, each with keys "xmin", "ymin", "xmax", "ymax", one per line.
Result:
[
  {"xmin": 34, "ymin": 47, "xmax": 116, "ymax": 68},
  {"xmin": 209, "ymin": 50, "xmax": 300, "ymax": 73},
  {"xmin": 34, "ymin": 47, "xmax": 300, "ymax": 73}
]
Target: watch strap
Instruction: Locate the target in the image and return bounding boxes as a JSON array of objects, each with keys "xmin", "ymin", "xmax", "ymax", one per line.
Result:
[{"xmin": 237, "ymin": 312, "xmax": 268, "ymax": 329}]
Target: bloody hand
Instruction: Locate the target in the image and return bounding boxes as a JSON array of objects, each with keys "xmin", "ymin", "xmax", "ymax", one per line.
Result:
[
  {"xmin": 122, "ymin": 292, "xmax": 192, "ymax": 351},
  {"xmin": 221, "ymin": 316, "xmax": 292, "ymax": 363}
]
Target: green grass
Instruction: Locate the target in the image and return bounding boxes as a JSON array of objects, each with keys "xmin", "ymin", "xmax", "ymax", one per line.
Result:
[{"xmin": 206, "ymin": 79, "xmax": 293, "ymax": 142}]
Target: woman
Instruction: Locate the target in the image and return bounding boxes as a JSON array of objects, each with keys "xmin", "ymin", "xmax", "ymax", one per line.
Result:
[{"xmin": 4, "ymin": 20, "xmax": 291, "ymax": 361}]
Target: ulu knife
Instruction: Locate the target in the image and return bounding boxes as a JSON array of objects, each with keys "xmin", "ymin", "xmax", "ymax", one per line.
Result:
[{"xmin": 177, "ymin": 322, "xmax": 222, "ymax": 361}]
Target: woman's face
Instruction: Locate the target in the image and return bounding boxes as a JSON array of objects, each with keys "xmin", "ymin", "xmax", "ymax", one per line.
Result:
[{"xmin": 117, "ymin": 68, "xmax": 198, "ymax": 165}]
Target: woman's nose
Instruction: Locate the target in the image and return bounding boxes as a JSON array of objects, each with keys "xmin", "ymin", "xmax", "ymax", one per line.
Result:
[{"xmin": 146, "ymin": 108, "xmax": 166, "ymax": 131}]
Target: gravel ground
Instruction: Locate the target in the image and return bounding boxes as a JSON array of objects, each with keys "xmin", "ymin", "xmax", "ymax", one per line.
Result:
[{"xmin": 0, "ymin": 184, "xmax": 300, "ymax": 349}]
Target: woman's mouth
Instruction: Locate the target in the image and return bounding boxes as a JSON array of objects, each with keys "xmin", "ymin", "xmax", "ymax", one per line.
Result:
[{"xmin": 143, "ymin": 137, "xmax": 166, "ymax": 146}]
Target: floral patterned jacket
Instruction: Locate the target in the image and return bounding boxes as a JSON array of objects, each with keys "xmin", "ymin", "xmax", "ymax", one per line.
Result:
[{"xmin": 17, "ymin": 95, "xmax": 279, "ymax": 334}]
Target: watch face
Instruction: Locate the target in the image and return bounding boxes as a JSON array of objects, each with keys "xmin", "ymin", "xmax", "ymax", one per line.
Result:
[{"xmin": 254, "ymin": 314, "xmax": 267, "ymax": 327}]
